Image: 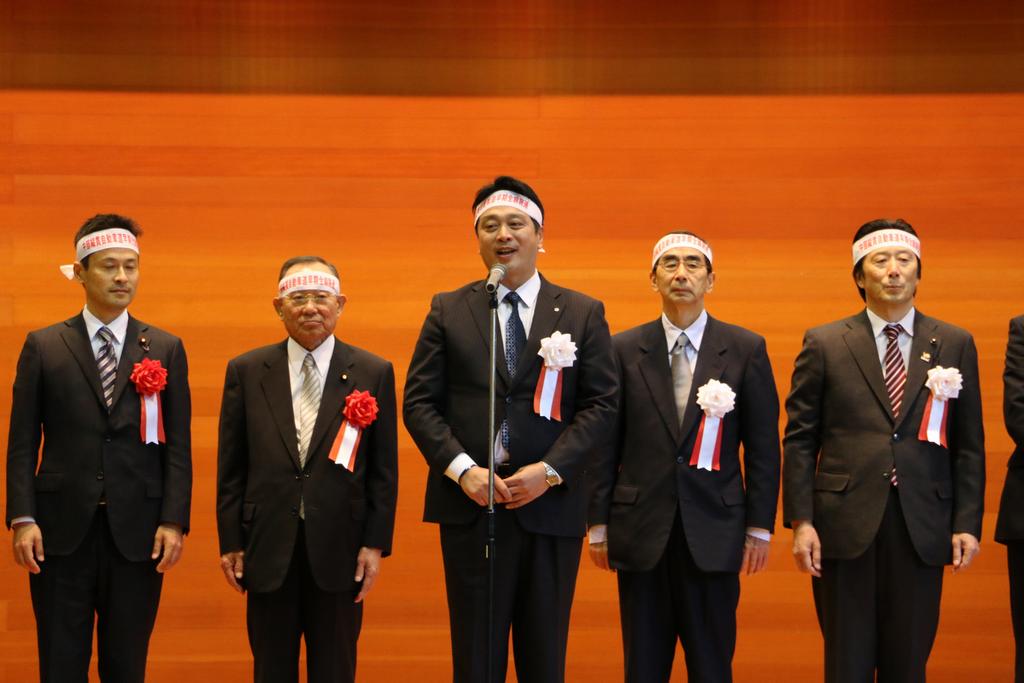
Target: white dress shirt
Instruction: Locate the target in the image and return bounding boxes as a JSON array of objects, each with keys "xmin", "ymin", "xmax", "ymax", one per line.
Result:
[
  {"xmin": 286, "ymin": 335, "xmax": 334, "ymax": 436},
  {"xmin": 865, "ymin": 307, "xmax": 916, "ymax": 370}
]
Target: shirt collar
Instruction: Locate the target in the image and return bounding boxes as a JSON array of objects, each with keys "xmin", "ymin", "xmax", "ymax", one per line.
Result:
[
  {"xmin": 866, "ymin": 307, "xmax": 916, "ymax": 339},
  {"xmin": 662, "ymin": 309, "xmax": 708, "ymax": 352},
  {"xmin": 82, "ymin": 306, "xmax": 129, "ymax": 344},
  {"xmin": 497, "ymin": 270, "xmax": 541, "ymax": 309},
  {"xmin": 287, "ymin": 335, "xmax": 335, "ymax": 376}
]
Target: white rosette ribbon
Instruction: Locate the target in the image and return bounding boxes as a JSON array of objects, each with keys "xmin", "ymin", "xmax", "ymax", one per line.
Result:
[
  {"xmin": 690, "ymin": 379, "xmax": 736, "ymax": 471},
  {"xmin": 918, "ymin": 366, "xmax": 962, "ymax": 447},
  {"xmin": 534, "ymin": 331, "xmax": 577, "ymax": 421}
]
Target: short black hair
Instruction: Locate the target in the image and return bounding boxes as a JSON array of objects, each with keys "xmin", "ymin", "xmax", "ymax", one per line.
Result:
[
  {"xmin": 278, "ymin": 255, "xmax": 340, "ymax": 283},
  {"xmin": 851, "ymin": 218, "xmax": 921, "ymax": 302},
  {"xmin": 472, "ymin": 175, "xmax": 544, "ymax": 233},
  {"xmin": 74, "ymin": 214, "xmax": 142, "ymax": 269},
  {"xmin": 651, "ymin": 231, "xmax": 713, "ymax": 275}
]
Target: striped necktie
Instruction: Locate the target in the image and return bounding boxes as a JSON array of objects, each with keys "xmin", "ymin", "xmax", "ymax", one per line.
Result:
[
  {"xmin": 96, "ymin": 327, "xmax": 117, "ymax": 410},
  {"xmin": 883, "ymin": 324, "xmax": 906, "ymax": 418},
  {"xmin": 883, "ymin": 323, "xmax": 905, "ymax": 487},
  {"xmin": 297, "ymin": 353, "xmax": 321, "ymax": 467}
]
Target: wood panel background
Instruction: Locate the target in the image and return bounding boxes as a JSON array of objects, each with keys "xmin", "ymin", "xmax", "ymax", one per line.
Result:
[{"xmin": 1, "ymin": 2, "xmax": 1023, "ymax": 681}]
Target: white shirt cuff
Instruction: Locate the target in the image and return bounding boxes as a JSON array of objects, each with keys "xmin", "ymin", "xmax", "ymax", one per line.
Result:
[
  {"xmin": 11, "ymin": 516, "xmax": 36, "ymax": 527},
  {"xmin": 588, "ymin": 524, "xmax": 607, "ymax": 544},
  {"xmin": 445, "ymin": 453, "xmax": 478, "ymax": 483},
  {"xmin": 745, "ymin": 527, "xmax": 771, "ymax": 542}
]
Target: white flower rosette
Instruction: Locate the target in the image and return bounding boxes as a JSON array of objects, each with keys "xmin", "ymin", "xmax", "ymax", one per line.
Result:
[
  {"xmin": 534, "ymin": 331, "xmax": 577, "ymax": 421},
  {"xmin": 690, "ymin": 379, "xmax": 736, "ymax": 471},
  {"xmin": 918, "ymin": 366, "xmax": 962, "ymax": 447}
]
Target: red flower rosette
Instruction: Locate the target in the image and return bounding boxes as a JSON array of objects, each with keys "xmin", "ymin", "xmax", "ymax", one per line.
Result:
[
  {"xmin": 130, "ymin": 358, "xmax": 167, "ymax": 444},
  {"xmin": 130, "ymin": 358, "xmax": 168, "ymax": 396},
  {"xmin": 330, "ymin": 390, "xmax": 379, "ymax": 471},
  {"xmin": 343, "ymin": 390, "xmax": 379, "ymax": 429}
]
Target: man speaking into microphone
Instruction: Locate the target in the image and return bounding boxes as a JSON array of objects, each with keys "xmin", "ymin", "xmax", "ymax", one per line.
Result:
[{"xmin": 404, "ymin": 175, "xmax": 618, "ymax": 683}]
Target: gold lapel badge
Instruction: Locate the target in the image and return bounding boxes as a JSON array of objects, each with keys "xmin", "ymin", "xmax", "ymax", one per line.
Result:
[{"xmin": 920, "ymin": 352, "xmax": 931, "ymax": 362}]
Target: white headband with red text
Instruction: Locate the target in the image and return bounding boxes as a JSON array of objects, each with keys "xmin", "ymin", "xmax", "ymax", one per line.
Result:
[
  {"xmin": 59, "ymin": 228, "xmax": 140, "ymax": 280},
  {"xmin": 278, "ymin": 270, "xmax": 340, "ymax": 297},
  {"xmin": 852, "ymin": 229, "xmax": 921, "ymax": 265},
  {"xmin": 651, "ymin": 233, "xmax": 713, "ymax": 268},
  {"xmin": 473, "ymin": 190, "xmax": 544, "ymax": 228}
]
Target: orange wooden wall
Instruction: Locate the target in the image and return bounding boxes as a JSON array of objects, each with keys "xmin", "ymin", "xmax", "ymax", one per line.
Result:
[
  {"xmin": 2, "ymin": 1, "xmax": 1024, "ymax": 680},
  {"xmin": 0, "ymin": 89, "xmax": 1021, "ymax": 682}
]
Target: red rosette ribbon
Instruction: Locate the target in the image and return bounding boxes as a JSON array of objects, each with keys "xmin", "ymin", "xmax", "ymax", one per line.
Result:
[
  {"xmin": 329, "ymin": 390, "xmax": 379, "ymax": 471},
  {"xmin": 130, "ymin": 358, "xmax": 168, "ymax": 444}
]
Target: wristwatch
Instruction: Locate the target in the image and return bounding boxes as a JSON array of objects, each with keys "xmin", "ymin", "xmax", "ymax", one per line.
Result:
[{"xmin": 542, "ymin": 462, "xmax": 560, "ymax": 487}]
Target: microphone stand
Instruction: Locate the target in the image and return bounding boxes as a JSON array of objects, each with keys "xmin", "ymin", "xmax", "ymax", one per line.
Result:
[{"xmin": 486, "ymin": 287, "xmax": 499, "ymax": 683}]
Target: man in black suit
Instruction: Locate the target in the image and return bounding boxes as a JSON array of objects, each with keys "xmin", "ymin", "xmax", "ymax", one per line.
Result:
[
  {"xmin": 217, "ymin": 256, "xmax": 397, "ymax": 683},
  {"xmin": 403, "ymin": 176, "xmax": 618, "ymax": 683},
  {"xmin": 784, "ymin": 219, "xmax": 985, "ymax": 682},
  {"xmin": 996, "ymin": 314, "xmax": 1024, "ymax": 681},
  {"xmin": 588, "ymin": 231, "xmax": 780, "ymax": 682},
  {"xmin": 6, "ymin": 213, "xmax": 192, "ymax": 682}
]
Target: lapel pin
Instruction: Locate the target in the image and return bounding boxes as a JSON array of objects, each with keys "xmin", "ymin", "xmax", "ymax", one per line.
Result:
[
  {"xmin": 920, "ymin": 352, "xmax": 931, "ymax": 362},
  {"xmin": 341, "ymin": 373, "xmax": 348, "ymax": 381},
  {"xmin": 138, "ymin": 336, "xmax": 150, "ymax": 352},
  {"xmin": 930, "ymin": 338, "xmax": 937, "ymax": 345},
  {"xmin": 554, "ymin": 307, "xmax": 560, "ymax": 312}
]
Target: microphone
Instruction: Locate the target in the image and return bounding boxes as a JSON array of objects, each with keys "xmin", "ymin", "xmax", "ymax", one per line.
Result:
[{"xmin": 484, "ymin": 263, "xmax": 508, "ymax": 293}]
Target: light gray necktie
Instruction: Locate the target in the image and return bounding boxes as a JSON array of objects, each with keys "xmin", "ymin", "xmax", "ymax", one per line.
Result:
[
  {"xmin": 670, "ymin": 334, "xmax": 692, "ymax": 425},
  {"xmin": 297, "ymin": 353, "xmax": 321, "ymax": 467}
]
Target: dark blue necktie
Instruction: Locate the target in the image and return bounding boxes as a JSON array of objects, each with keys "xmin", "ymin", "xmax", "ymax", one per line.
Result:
[
  {"xmin": 500, "ymin": 291, "xmax": 527, "ymax": 450},
  {"xmin": 504, "ymin": 291, "xmax": 527, "ymax": 377}
]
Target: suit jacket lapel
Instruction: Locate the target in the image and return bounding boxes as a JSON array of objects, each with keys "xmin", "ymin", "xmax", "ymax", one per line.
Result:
[
  {"xmin": 897, "ymin": 313, "xmax": 941, "ymax": 430},
  {"xmin": 680, "ymin": 317, "xmax": 727, "ymax": 444},
  {"xmin": 60, "ymin": 313, "xmax": 106, "ymax": 410},
  {"xmin": 466, "ymin": 283, "xmax": 511, "ymax": 388},
  {"xmin": 517, "ymin": 277, "xmax": 566, "ymax": 386},
  {"xmin": 306, "ymin": 340, "xmax": 355, "ymax": 461},
  {"xmin": 109, "ymin": 317, "xmax": 146, "ymax": 409},
  {"xmin": 261, "ymin": 342, "xmax": 303, "ymax": 471},
  {"xmin": 636, "ymin": 319, "xmax": 682, "ymax": 444},
  {"xmin": 843, "ymin": 312, "xmax": 896, "ymax": 422}
]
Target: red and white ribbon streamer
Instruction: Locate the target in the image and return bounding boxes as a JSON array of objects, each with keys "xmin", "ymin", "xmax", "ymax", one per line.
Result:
[
  {"xmin": 139, "ymin": 393, "xmax": 165, "ymax": 444},
  {"xmin": 918, "ymin": 396, "xmax": 949, "ymax": 447},
  {"xmin": 328, "ymin": 420, "xmax": 362, "ymax": 471},
  {"xmin": 533, "ymin": 367, "xmax": 564, "ymax": 421},
  {"xmin": 689, "ymin": 415, "xmax": 723, "ymax": 471}
]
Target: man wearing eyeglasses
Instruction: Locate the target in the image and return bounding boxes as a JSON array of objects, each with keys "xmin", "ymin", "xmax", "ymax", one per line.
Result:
[
  {"xmin": 588, "ymin": 231, "xmax": 780, "ymax": 682},
  {"xmin": 216, "ymin": 256, "xmax": 398, "ymax": 683}
]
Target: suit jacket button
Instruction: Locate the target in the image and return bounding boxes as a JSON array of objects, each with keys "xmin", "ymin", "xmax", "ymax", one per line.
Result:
[
  {"xmin": 104, "ymin": 435, "xmax": 112, "ymax": 443},
  {"xmin": 96, "ymin": 472, "xmax": 104, "ymax": 480},
  {"xmin": 304, "ymin": 473, "xmax": 310, "ymax": 478},
  {"xmin": 505, "ymin": 396, "xmax": 512, "ymax": 404},
  {"xmin": 291, "ymin": 507, "xmax": 298, "ymax": 516},
  {"xmin": 295, "ymin": 474, "xmax": 301, "ymax": 480},
  {"xmin": 676, "ymin": 456, "xmax": 685, "ymax": 464},
  {"xmin": 892, "ymin": 433, "xmax": 900, "ymax": 441}
]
